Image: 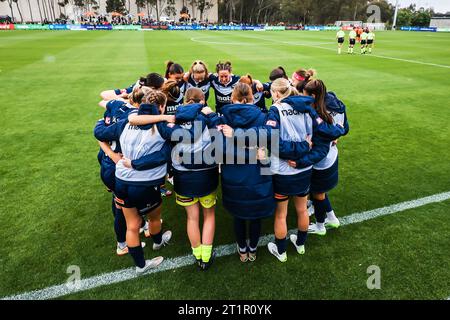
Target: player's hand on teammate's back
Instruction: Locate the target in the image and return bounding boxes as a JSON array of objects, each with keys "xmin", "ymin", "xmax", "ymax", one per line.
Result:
[
  {"xmin": 110, "ymin": 152, "xmax": 123, "ymax": 164},
  {"xmin": 287, "ymin": 160, "xmax": 297, "ymax": 168},
  {"xmin": 306, "ymin": 135, "xmax": 313, "ymax": 149},
  {"xmin": 201, "ymin": 106, "xmax": 213, "ymax": 115},
  {"xmin": 221, "ymin": 125, "xmax": 234, "ymax": 138},
  {"xmin": 121, "ymin": 157, "xmax": 132, "ymax": 168}
]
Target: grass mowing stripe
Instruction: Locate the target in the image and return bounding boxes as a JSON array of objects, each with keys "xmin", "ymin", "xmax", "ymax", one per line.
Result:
[{"xmin": 3, "ymin": 190, "xmax": 450, "ymax": 300}]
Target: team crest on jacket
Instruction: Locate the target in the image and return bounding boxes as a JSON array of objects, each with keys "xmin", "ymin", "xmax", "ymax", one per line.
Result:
[{"xmin": 266, "ymin": 120, "xmax": 277, "ymax": 127}]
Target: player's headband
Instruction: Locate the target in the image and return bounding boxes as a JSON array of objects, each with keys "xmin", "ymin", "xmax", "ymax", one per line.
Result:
[{"xmin": 292, "ymin": 73, "xmax": 305, "ymax": 82}]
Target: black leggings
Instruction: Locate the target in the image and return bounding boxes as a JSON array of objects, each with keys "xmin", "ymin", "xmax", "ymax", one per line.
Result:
[{"xmin": 233, "ymin": 217, "xmax": 262, "ymax": 253}]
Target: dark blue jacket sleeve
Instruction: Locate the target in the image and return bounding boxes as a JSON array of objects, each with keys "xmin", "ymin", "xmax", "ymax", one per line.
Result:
[
  {"xmin": 131, "ymin": 141, "xmax": 172, "ymax": 171},
  {"xmin": 278, "ymin": 139, "xmax": 311, "ymax": 160},
  {"xmin": 198, "ymin": 112, "xmax": 225, "ymax": 128},
  {"xmin": 294, "ymin": 135, "xmax": 331, "ymax": 168},
  {"xmin": 94, "ymin": 119, "xmax": 126, "ymax": 142}
]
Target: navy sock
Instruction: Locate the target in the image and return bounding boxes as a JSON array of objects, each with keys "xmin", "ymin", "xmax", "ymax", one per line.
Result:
[
  {"xmin": 128, "ymin": 245, "xmax": 145, "ymax": 268},
  {"xmin": 114, "ymin": 207, "xmax": 127, "ymax": 243},
  {"xmin": 233, "ymin": 218, "xmax": 248, "ymax": 251},
  {"xmin": 248, "ymin": 219, "xmax": 262, "ymax": 252},
  {"xmin": 275, "ymin": 237, "xmax": 287, "ymax": 254},
  {"xmin": 296, "ymin": 230, "xmax": 308, "ymax": 246},
  {"xmin": 324, "ymin": 194, "xmax": 333, "ymax": 213},
  {"xmin": 313, "ymin": 198, "xmax": 327, "ymax": 223},
  {"xmin": 111, "ymin": 198, "xmax": 116, "ymax": 218},
  {"xmin": 140, "ymin": 218, "xmax": 146, "ymax": 229},
  {"xmin": 152, "ymin": 231, "xmax": 163, "ymax": 245}
]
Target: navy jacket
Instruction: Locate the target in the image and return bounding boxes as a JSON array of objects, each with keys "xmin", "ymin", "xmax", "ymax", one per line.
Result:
[
  {"xmin": 293, "ymin": 92, "xmax": 350, "ymax": 168},
  {"xmin": 94, "ymin": 104, "xmax": 174, "ymax": 185},
  {"xmin": 212, "ymin": 103, "xmax": 276, "ymax": 220}
]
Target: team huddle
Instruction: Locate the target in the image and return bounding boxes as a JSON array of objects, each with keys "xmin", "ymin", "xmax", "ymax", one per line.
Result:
[
  {"xmin": 94, "ymin": 61, "xmax": 349, "ymax": 274},
  {"xmin": 336, "ymin": 27, "xmax": 376, "ymax": 55}
]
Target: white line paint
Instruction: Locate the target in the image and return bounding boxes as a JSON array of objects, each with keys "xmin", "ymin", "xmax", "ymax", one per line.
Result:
[
  {"xmin": 225, "ymin": 33, "xmax": 450, "ymax": 69},
  {"xmin": 3, "ymin": 191, "xmax": 450, "ymax": 300}
]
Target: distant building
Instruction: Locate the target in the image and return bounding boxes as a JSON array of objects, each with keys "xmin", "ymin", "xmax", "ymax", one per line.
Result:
[
  {"xmin": 430, "ymin": 17, "xmax": 450, "ymax": 28},
  {"xmin": 0, "ymin": 0, "xmax": 218, "ymax": 23}
]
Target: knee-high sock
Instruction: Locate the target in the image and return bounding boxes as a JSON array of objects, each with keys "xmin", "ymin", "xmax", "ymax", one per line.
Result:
[
  {"xmin": 233, "ymin": 217, "xmax": 247, "ymax": 252},
  {"xmin": 248, "ymin": 219, "xmax": 262, "ymax": 253},
  {"xmin": 113, "ymin": 198, "xmax": 127, "ymax": 244},
  {"xmin": 313, "ymin": 198, "xmax": 327, "ymax": 224}
]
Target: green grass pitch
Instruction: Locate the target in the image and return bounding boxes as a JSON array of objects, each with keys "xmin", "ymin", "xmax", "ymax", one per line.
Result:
[{"xmin": 0, "ymin": 30, "xmax": 449, "ymax": 300}]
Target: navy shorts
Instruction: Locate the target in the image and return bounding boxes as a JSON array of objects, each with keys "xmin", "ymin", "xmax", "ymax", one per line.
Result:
[
  {"xmin": 310, "ymin": 158, "xmax": 339, "ymax": 194},
  {"xmin": 173, "ymin": 167, "xmax": 219, "ymax": 198},
  {"xmin": 273, "ymin": 169, "xmax": 312, "ymax": 200},
  {"xmin": 367, "ymin": 40, "xmax": 374, "ymax": 45},
  {"xmin": 361, "ymin": 40, "xmax": 367, "ymax": 45},
  {"xmin": 338, "ymin": 37, "xmax": 344, "ymax": 44},
  {"xmin": 100, "ymin": 163, "xmax": 116, "ymax": 192},
  {"xmin": 114, "ymin": 180, "xmax": 162, "ymax": 216},
  {"xmin": 349, "ymin": 39, "xmax": 356, "ymax": 45}
]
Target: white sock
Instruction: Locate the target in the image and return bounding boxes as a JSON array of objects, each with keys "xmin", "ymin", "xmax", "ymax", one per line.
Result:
[
  {"xmin": 338, "ymin": 48, "xmax": 341, "ymax": 54},
  {"xmin": 326, "ymin": 210, "xmax": 337, "ymax": 221},
  {"xmin": 118, "ymin": 242, "xmax": 127, "ymax": 249}
]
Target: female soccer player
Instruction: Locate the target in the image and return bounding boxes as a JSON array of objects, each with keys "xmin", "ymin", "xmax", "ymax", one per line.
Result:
[
  {"xmin": 129, "ymin": 88, "xmax": 219, "ymax": 270},
  {"xmin": 165, "ymin": 61, "xmax": 187, "ymax": 102},
  {"xmin": 201, "ymin": 83, "xmax": 275, "ymax": 262},
  {"xmin": 336, "ymin": 27, "xmax": 345, "ymax": 54},
  {"xmin": 161, "ymin": 79, "xmax": 183, "ymax": 115},
  {"xmin": 238, "ymin": 74, "xmax": 270, "ymax": 113},
  {"xmin": 96, "ymin": 87, "xmax": 174, "ymax": 255},
  {"xmin": 263, "ymin": 79, "xmax": 315, "ymax": 262},
  {"xmin": 100, "ymin": 73, "xmax": 165, "ymax": 101},
  {"xmin": 209, "ymin": 61, "xmax": 241, "ymax": 114},
  {"xmin": 367, "ymin": 29, "xmax": 375, "ymax": 54},
  {"xmin": 348, "ymin": 27, "xmax": 357, "ymax": 54},
  {"xmin": 292, "ymin": 68, "xmax": 316, "ymax": 92},
  {"xmin": 185, "ymin": 60, "xmax": 211, "ymax": 103},
  {"xmin": 94, "ymin": 90, "xmax": 174, "ymax": 274},
  {"xmin": 288, "ymin": 80, "xmax": 349, "ymax": 236},
  {"xmin": 360, "ymin": 29, "xmax": 369, "ymax": 54}
]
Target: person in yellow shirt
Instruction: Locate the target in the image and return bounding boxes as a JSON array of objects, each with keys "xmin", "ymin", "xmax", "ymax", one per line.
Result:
[
  {"xmin": 367, "ymin": 29, "xmax": 375, "ymax": 54},
  {"xmin": 336, "ymin": 28, "xmax": 345, "ymax": 54},
  {"xmin": 360, "ymin": 28, "xmax": 369, "ymax": 54},
  {"xmin": 348, "ymin": 27, "xmax": 357, "ymax": 54}
]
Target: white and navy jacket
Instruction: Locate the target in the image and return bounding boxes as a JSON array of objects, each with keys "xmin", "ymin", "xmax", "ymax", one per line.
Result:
[{"xmin": 94, "ymin": 104, "xmax": 174, "ymax": 186}]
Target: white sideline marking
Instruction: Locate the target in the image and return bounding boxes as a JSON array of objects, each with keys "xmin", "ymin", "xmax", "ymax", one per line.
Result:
[
  {"xmin": 226, "ymin": 33, "xmax": 450, "ymax": 69},
  {"xmin": 2, "ymin": 191, "xmax": 450, "ymax": 300}
]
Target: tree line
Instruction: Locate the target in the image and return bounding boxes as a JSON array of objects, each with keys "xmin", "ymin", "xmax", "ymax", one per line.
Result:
[
  {"xmin": 0, "ymin": 0, "xmax": 441, "ymax": 26},
  {"xmin": 218, "ymin": 0, "xmax": 438, "ymax": 27}
]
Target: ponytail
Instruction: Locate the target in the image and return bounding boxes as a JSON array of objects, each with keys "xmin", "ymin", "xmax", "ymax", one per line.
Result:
[
  {"xmin": 304, "ymin": 79, "xmax": 333, "ymax": 124},
  {"xmin": 216, "ymin": 60, "xmax": 232, "ymax": 73},
  {"xmin": 231, "ymin": 82, "xmax": 254, "ymax": 104},
  {"xmin": 165, "ymin": 61, "xmax": 184, "ymax": 79},
  {"xmin": 271, "ymin": 78, "xmax": 298, "ymax": 102}
]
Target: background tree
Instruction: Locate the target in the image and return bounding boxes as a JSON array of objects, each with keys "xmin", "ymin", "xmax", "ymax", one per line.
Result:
[{"xmin": 106, "ymin": 0, "xmax": 126, "ymax": 14}]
